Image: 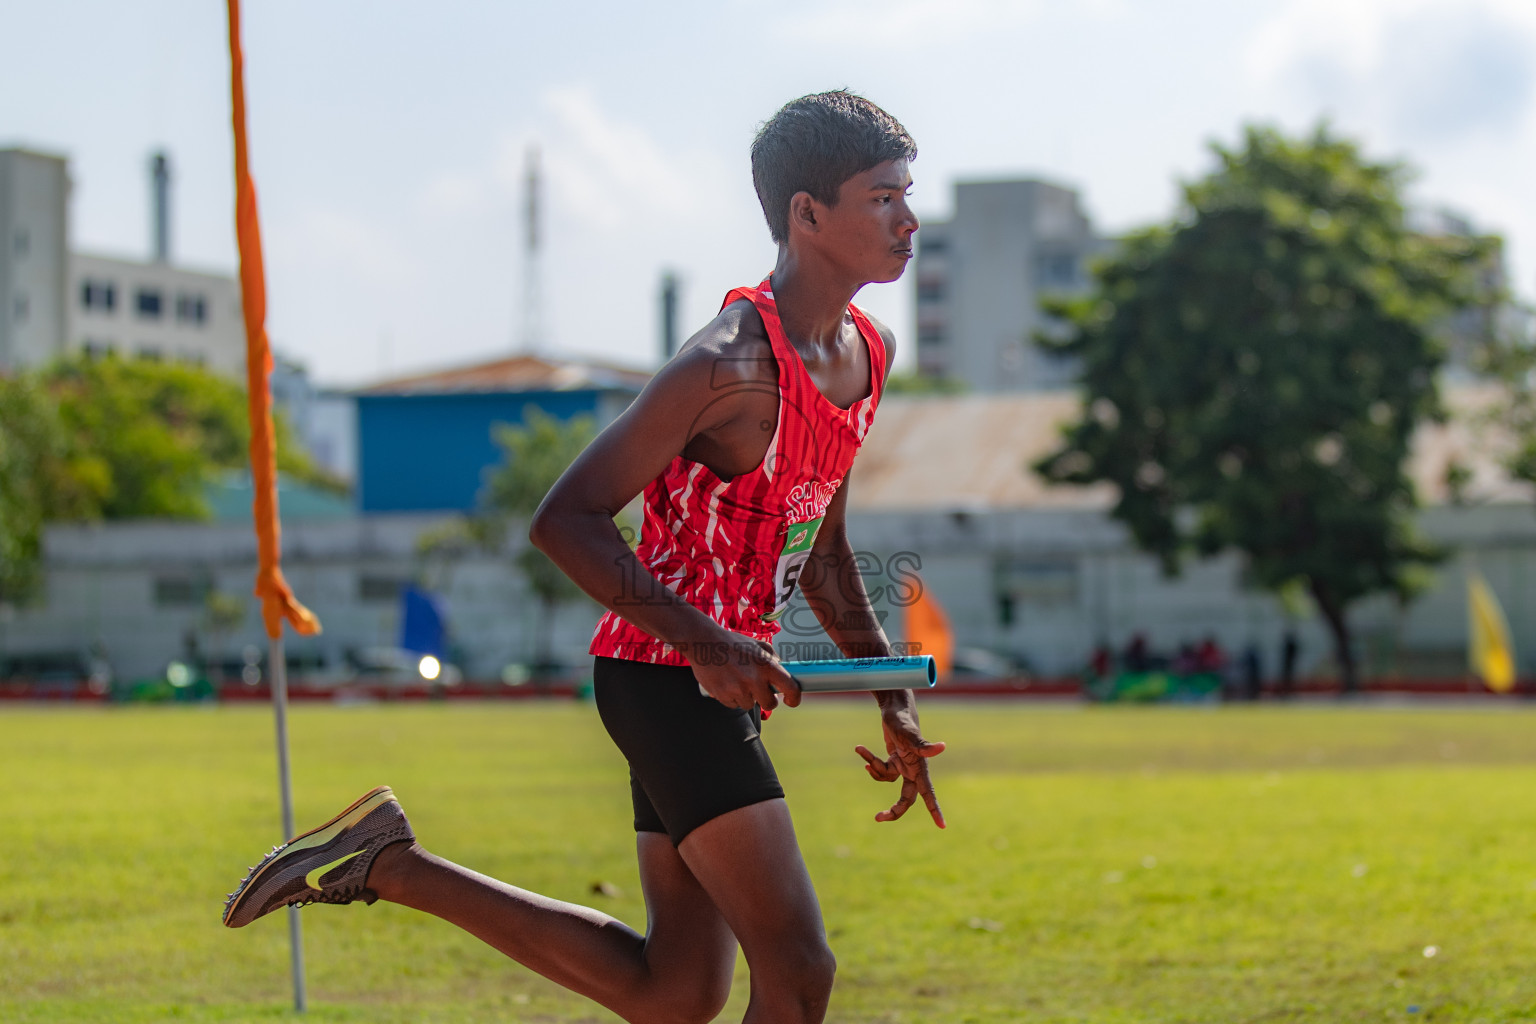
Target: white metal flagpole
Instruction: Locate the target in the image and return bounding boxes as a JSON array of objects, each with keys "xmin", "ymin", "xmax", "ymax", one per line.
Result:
[{"xmin": 269, "ymin": 633, "xmax": 307, "ymax": 1012}]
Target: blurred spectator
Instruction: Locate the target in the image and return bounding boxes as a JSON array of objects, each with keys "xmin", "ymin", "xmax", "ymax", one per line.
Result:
[
  {"xmin": 1279, "ymin": 630, "xmax": 1300, "ymax": 698},
  {"xmin": 182, "ymin": 629, "xmax": 203, "ymax": 676},
  {"xmin": 1195, "ymin": 636, "xmax": 1226, "ymax": 674},
  {"xmin": 1124, "ymin": 632, "xmax": 1150, "ymax": 673},
  {"xmin": 1241, "ymin": 643, "xmax": 1262, "ymax": 701},
  {"xmin": 1090, "ymin": 643, "xmax": 1113, "ymax": 679}
]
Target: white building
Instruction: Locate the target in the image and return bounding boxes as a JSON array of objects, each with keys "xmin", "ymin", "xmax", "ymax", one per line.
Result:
[
  {"xmin": 70, "ymin": 251, "xmax": 246, "ymax": 378},
  {"xmin": 0, "ymin": 147, "xmax": 246, "ymax": 378},
  {"xmin": 0, "ymin": 149, "xmax": 70, "ymax": 371},
  {"xmin": 913, "ymin": 178, "xmax": 1109, "ymax": 392},
  {"xmin": 272, "ymin": 353, "xmax": 357, "ymax": 484},
  {"xmin": 908, "ymin": 176, "xmax": 1516, "ymax": 396}
]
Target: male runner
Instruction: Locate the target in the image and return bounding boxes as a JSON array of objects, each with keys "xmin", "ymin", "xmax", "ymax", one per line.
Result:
[{"xmin": 223, "ymin": 90, "xmax": 944, "ymax": 1024}]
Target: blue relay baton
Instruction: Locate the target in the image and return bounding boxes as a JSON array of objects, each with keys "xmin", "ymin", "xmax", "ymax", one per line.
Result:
[{"xmin": 781, "ymin": 655, "xmax": 937, "ymax": 694}]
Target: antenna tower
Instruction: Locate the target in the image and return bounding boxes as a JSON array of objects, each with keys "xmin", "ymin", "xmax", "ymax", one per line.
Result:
[
  {"xmin": 150, "ymin": 150, "xmax": 171, "ymax": 264},
  {"xmin": 520, "ymin": 145, "xmax": 544, "ymax": 354}
]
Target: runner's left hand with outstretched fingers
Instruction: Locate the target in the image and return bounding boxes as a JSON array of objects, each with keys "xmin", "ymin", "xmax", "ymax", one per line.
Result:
[{"xmin": 854, "ymin": 690, "xmax": 945, "ymax": 828}]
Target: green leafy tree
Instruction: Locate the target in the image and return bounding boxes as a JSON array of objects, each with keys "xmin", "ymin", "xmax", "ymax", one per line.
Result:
[
  {"xmin": 0, "ymin": 375, "xmax": 101, "ymax": 604},
  {"xmin": 2, "ymin": 354, "xmax": 341, "ymax": 603},
  {"xmin": 1476, "ymin": 301, "xmax": 1536, "ymax": 490},
  {"xmin": 479, "ymin": 407, "xmax": 597, "ymax": 669},
  {"xmin": 1035, "ymin": 124, "xmax": 1495, "ymax": 692},
  {"xmin": 884, "ymin": 370, "xmax": 967, "ymax": 395},
  {"xmin": 41, "ymin": 354, "xmax": 338, "ymax": 520}
]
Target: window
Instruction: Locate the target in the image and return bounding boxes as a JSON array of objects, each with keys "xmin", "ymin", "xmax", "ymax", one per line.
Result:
[
  {"xmin": 994, "ymin": 556, "xmax": 1078, "ymax": 607},
  {"xmin": 136, "ymin": 288, "xmax": 163, "ymax": 319},
  {"xmin": 13, "ymin": 292, "xmax": 27, "ymax": 323},
  {"xmin": 916, "ymin": 280, "xmax": 946, "ymax": 303},
  {"xmin": 918, "ymin": 326, "xmax": 946, "ymax": 346},
  {"xmin": 358, "ymin": 575, "xmax": 408, "ymax": 603},
  {"xmin": 81, "ymin": 279, "xmax": 117, "ymax": 312},
  {"xmin": 83, "ymin": 341, "xmax": 115, "ymax": 359},
  {"xmin": 13, "ymin": 228, "xmax": 28, "ymax": 258},
  {"xmin": 919, "ymin": 237, "xmax": 948, "ymax": 255},
  {"xmin": 154, "ymin": 575, "xmax": 209, "ymax": 607},
  {"xmin": 136, "ymin": 346, "xmax": 163, "ymax": 362},
  {"xmin": 996, "ymin": 591, "xmax": 1015, "ymax": 628},
  {"xmin": 176, "ymin": 293, "xmax": 207, "ymax": 325},
  {"xmin": 1034, "ymin": 251, "xmax": 1080, "ymax": 289}
]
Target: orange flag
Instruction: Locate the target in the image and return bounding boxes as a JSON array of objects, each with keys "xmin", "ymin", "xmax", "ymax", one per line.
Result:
[
  {"xmin": 228, "ymin": 0, "xmax": 320, "ymax": 641},
  {"xmin": 903, "ymin": 575, "xmax": 953, "ymax": 681}
]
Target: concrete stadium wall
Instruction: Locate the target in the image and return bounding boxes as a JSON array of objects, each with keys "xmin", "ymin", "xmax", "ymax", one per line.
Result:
[
  {"xmin": 8, "ymin": 502, "xmax": 1536, "ymax": 686},
  {"xmin": 837, "ymin": 503, "xmax": 1536, "ymax": 679},
  {"xmin": 8, "ymin": 516, "xmax": 605, "ymax": 682}
]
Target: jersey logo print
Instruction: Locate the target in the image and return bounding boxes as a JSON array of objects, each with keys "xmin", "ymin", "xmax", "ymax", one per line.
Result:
[{"xmin": 785, "ymin": 479, "xmax": 841, "ymax": 523}]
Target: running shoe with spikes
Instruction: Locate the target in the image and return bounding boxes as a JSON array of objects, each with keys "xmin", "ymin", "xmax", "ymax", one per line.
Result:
[{"xmin": 222, "ymin": 785, "xmax": 414, "ymax": 928}]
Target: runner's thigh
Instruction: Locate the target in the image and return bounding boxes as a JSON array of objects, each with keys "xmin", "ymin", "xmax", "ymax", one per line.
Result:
[
  {"xmin": 635, "ymin": 831, "xmax": 737, "ymax": 979},
  {"xmin": 675, "ymin": 799, "xmax": 831, "ymax": 977}
]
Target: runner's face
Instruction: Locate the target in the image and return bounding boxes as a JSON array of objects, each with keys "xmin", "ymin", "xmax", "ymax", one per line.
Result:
[{"xmin": 819, "ymin": 158, "xmax": 919, "ymax": 284}]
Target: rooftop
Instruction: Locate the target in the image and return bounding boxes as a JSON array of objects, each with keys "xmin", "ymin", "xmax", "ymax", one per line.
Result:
[
  {"xmin": 205, "ymin": 472, "xmax": 354, "ymax": 522},
  {"xmin": 356, "ymin": 353, "xmax": 653, "ymax": 397},
  {"xmin": 848, "ymin": 385, "xmax": 1533, "ymax": 512}
]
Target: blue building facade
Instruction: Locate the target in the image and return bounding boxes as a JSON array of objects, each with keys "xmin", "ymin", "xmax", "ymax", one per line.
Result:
[{"xmin": 353, "ymin": 356, "xmax": 650, "ymax": 514}]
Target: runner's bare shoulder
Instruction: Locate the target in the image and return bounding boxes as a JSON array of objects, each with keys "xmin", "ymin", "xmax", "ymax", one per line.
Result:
[
  {"xmin": 858, "ymin": 309, "xmax": 899, "ymax": 378},
  {"xmin": 673, "ymin": 298, "xmax": 775, "ymax": 391},
  {"xmin": 613, "ymin": 298, "xmax": 777, "ymax": 453}
]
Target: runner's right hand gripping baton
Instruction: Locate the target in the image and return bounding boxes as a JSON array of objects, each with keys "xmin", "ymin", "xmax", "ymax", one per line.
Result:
[{"xmin": 781, "ymin": 655, "xmax": 937, "ymax": 694}]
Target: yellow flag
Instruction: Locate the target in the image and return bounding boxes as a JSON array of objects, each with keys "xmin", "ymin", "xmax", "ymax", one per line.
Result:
[{"xmin": 1468, "ymin": 571, "xmax": 1516, "ymax": 693}]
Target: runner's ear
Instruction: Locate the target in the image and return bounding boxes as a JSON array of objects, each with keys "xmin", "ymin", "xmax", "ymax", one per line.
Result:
[{"xmin": 787, "ymin": 191, "xmax": 819, "ymax": 235}]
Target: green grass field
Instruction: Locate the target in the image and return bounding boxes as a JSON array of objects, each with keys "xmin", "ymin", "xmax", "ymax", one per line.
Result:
[{"xmin": 5, "ymin": 699, "xmax": 1536, "ymax": 1023}]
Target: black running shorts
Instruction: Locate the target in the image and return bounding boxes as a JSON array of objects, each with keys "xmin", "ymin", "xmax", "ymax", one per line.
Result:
[{"xmin": 593, "ymin": 656, "xmax": 785, "ymax": 846}]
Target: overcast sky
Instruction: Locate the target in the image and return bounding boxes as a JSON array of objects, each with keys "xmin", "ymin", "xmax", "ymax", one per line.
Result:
[{"xmin": 3, "ymin": 0, "xmax": 1533, "ymax": 386}]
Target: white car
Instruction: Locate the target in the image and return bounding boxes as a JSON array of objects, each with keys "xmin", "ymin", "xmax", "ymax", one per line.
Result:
[{"xmin": 345, "ymin": 647, "xmax": 463, "ymax": 688}]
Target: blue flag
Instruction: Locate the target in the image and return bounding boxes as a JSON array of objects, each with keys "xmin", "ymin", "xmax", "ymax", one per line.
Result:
[{"xmin": 400, "ymin": 586, "xmax": 446, "ymax": 659}]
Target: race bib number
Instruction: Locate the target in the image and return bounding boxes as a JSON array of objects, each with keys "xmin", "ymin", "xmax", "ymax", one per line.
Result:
[{"xmin": 761, "ymin": 516, "xmax": 824, "ymax": 622}]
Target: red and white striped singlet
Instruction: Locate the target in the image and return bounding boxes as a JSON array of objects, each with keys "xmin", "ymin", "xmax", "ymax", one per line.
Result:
[{"xmin": 590, "ymin": 278, "xmax": 887, "ymax": 666}]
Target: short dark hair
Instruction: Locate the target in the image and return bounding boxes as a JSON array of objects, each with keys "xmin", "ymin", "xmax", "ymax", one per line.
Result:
[{"xmin": 751, "ymin": 90, "xmax": 917, "ymax": 245}]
